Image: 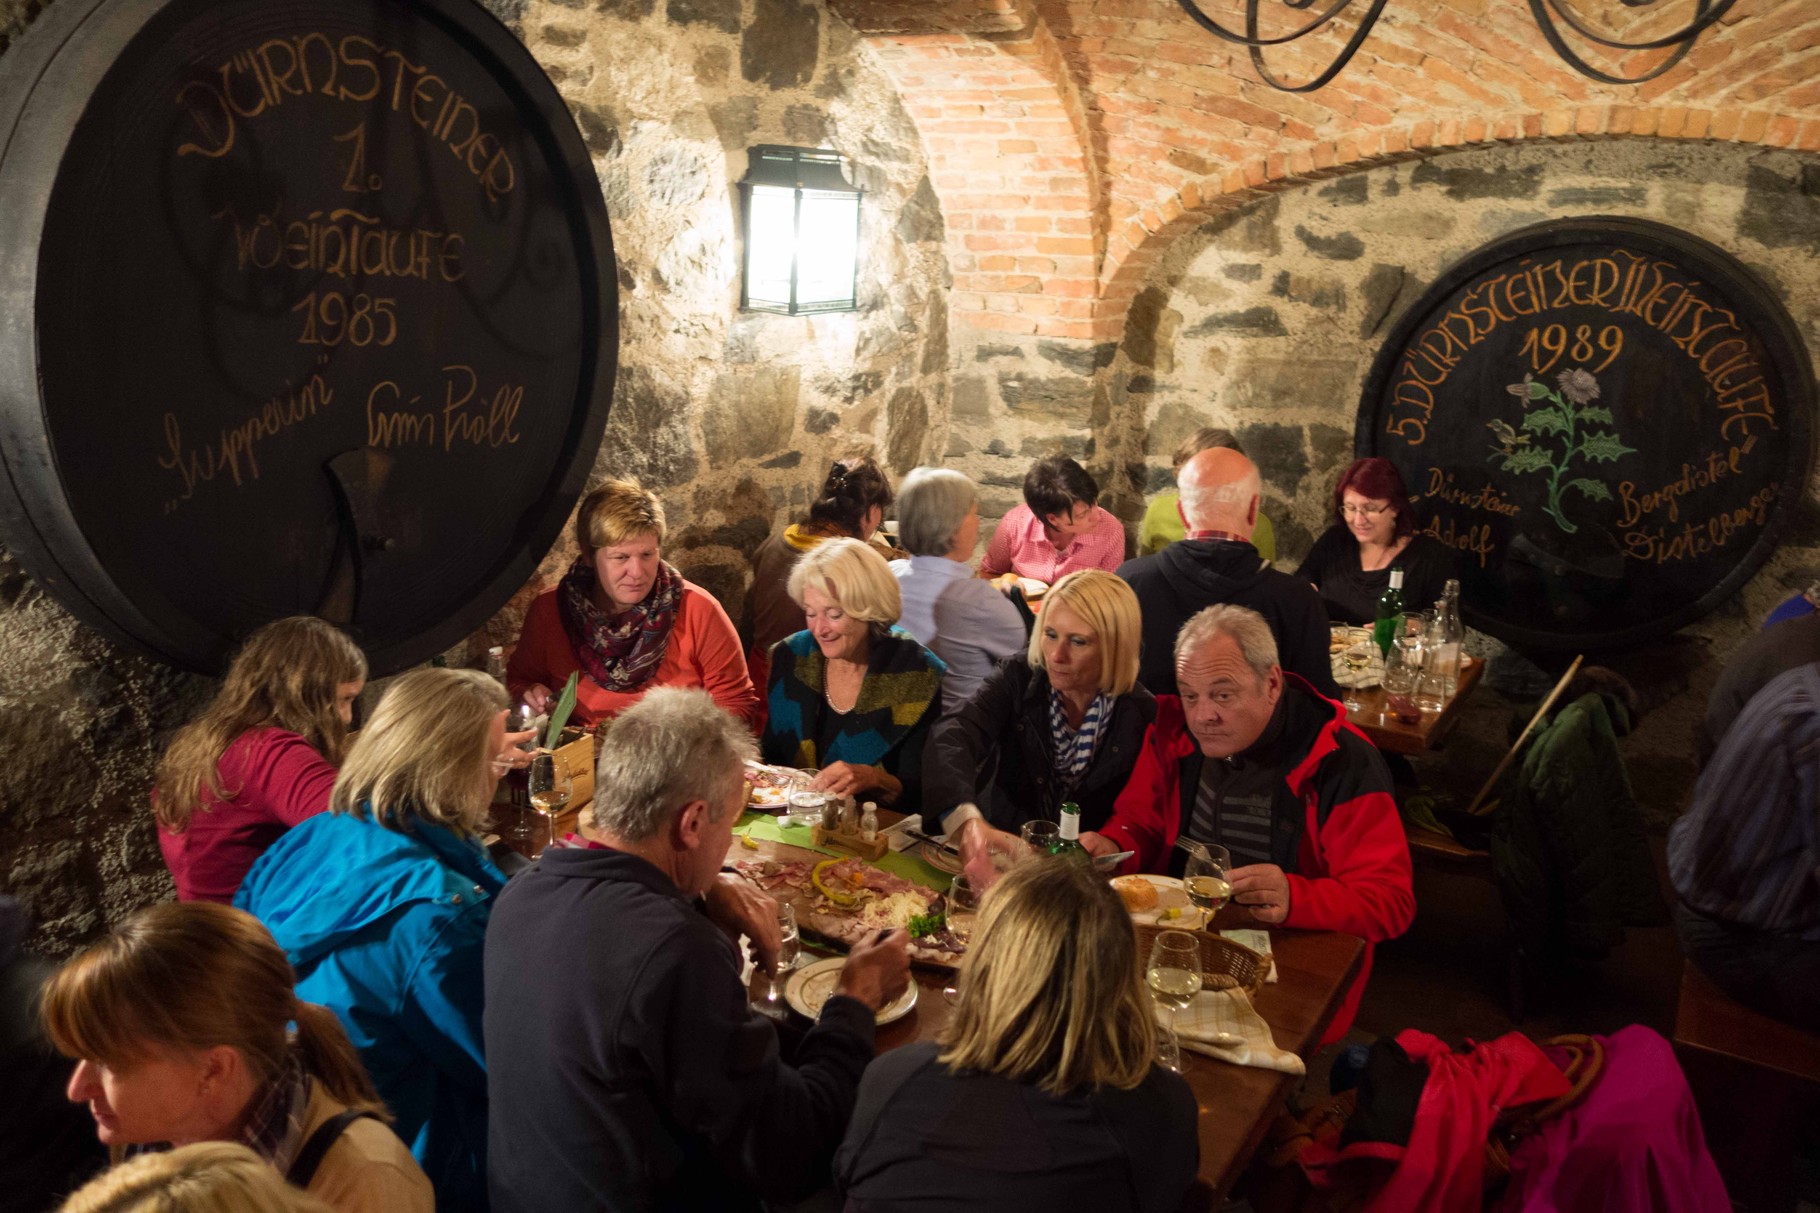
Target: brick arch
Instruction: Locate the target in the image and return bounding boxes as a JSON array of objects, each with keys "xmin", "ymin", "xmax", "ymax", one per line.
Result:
[
  {"xmin": 1095, "ymin": 104, "xmax": 1820, "ymax": 348},
  {"xmin": 835, "ymin": 0, "xmax": 1817, "ymax": 349}
]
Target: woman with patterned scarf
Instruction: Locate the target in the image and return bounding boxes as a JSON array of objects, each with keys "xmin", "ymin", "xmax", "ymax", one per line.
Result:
[
  {"xmin": 509, "ymin": 479, "xmax": 761, "ymax": 730},
  {"xmin": 762, "ymin": 538, "xmax": 946, "ymax": 813}
]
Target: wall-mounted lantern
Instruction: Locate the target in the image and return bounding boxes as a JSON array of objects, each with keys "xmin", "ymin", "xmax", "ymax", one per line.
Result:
[{"xmin": 739, "ymin": 145, "xmax": 861, "ymax": 314}]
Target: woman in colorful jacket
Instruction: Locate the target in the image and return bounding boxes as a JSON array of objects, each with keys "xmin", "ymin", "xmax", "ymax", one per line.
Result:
[
  {"xmin": 238, "ymin": 668, "xmax": 512, "ymax": 1213},
  {"xmin": 762, "ymin": 538, "xmax": 945, "ymax": 815}
]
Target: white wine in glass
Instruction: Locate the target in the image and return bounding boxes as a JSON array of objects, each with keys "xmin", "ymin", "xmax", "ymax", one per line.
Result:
[
  {"xmin": 527, "ymin": 755, "xmax": 572, "ymax": 849},
  {"xmin": 1147, "ymin": 931, "xmax": 1202, "ymax": 1073},
  {"xmin": 1182, "ymin": 842, "xmax": 1231, "ymax": 931}
]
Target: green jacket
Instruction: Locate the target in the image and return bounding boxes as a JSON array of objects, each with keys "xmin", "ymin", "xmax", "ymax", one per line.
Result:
[
  {"xmin": 1138, "ymin": 490, "xmax": 1276, "ymax": 561},
  {"xmin": 1490, "ymin": 692, "xmax": 1665, "ymax": 963}
]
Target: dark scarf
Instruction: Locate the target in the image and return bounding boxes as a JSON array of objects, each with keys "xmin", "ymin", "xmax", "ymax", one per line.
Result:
[{"xmin": 557, "ymin": 555, "xmax": 685, "ymax": 692}]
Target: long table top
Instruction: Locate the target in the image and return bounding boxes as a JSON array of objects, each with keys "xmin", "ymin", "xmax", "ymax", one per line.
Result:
[{"xmin": 729, "ymin": 831, "xmax": 1365, "ymax": 1207}]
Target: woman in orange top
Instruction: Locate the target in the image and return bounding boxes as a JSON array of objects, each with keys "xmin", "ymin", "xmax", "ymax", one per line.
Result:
[{"xmin": 508, "ymin": 479, "xmax": 761, "ymax": 730}]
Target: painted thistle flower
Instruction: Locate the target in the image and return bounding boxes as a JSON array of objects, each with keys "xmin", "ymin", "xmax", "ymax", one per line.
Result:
[{"xmin": 1557, "ymin": 368, "xmax": 1600, "ymax": 406}]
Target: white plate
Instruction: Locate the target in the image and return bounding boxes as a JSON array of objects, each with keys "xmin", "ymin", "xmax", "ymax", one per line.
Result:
[
  {"xmin": 1017, "ymin": 577, "xmax": 1049, "ymax": 599},
  {"xmin": 785, "ymin": 957, "xmax": 918, "ymax": 1024},
  {"xmin": 1116, "ymin": 873, "xmax": 1192, "ymax": 918}
]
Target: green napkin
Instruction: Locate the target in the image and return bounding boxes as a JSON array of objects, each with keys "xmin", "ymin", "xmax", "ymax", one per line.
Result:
[{"xmin": 733, "ymin": 812, "xmax": 952, "ymax": 889}]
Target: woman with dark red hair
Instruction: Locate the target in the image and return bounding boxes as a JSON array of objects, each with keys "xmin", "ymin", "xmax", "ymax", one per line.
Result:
[{"xmin": 1296, "ymin": 457, "xmax": 1455, "ymax": 624}]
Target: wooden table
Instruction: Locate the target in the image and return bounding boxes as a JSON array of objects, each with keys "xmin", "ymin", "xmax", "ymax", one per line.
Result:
[
  {"xmin": 1344, "ymin": 654, "xmax": 1484, "ymax": 755},
  {"xmin": 737, "ymin": 829, "xmax": 1366, "ymax": 1208}
]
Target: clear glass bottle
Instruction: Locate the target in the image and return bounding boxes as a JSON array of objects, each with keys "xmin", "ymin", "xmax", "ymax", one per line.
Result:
[
  {"xmin": 484, "ymin": 645, "xmax": 507, "ymax": 682},
  {"xmin": 859, "ymin": 801, "xmax": 879, "ymax": 842},
  {"xmin": 1438, "ymin": 579, "xmax": 1464, "ymax": 698}
]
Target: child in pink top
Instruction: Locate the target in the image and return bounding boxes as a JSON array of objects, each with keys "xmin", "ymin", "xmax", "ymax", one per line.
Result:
[{"xmin": 152, "ymin": 617, "xmax": 366, "ymax": 903}]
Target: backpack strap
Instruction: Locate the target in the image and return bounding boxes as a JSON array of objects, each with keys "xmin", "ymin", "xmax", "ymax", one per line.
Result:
[{"xmin": 286, "ymin": 1108, "xmax": 381, "ymax": 1189}]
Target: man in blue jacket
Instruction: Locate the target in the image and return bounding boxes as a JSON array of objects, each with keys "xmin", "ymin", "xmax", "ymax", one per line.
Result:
[{"xmin": 484, "ymin": 687, "xmax": 910, "ymax": 1212}]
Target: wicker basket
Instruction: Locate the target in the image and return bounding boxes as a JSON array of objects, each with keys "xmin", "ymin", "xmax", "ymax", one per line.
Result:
[{"xmin": 1132, "ymin": 922, "xmax": 1269, "ymax": 996}]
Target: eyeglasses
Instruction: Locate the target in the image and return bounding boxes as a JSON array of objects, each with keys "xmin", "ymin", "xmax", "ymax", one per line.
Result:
[{"xmin": 1340, "ymin": 502, "xmax": 1391, "ymax": 519}]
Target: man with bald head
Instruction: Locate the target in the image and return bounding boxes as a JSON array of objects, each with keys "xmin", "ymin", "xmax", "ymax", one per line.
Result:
[
  {"xmin": 1117, "ymin": 446, "xmax": 1339, "ymax": 699},
  {"xmin": 1082, "ymin": 604, "xmax": 1413, "ymax": 1043}
]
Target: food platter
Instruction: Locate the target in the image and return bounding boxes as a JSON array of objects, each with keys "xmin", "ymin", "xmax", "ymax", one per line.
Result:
[
  {"xmin": 732, "ymin": 851, "xmax": 964, "ymax": 967},
  {"xmin": 786, "ymin": 957, "xmax": 918, "ymax": 1024}
]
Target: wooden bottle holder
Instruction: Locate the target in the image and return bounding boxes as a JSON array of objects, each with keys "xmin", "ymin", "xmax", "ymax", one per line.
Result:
[{"xmin": 811, "ymin": 821, "xmax": 889, "ymax": 861}]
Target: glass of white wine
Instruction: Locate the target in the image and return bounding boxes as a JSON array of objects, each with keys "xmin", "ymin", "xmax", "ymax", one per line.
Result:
[
  {"xmin": 1147, "ymin": 930, "xmax": 1202, "ymax": 1073},
  {"xmin": 527, "ymin": 754, "xmax": 572, "ymax": 851},
  {"xmin": 1182, "ymin": 843, "xmax": 1231, "ymax": 931}
]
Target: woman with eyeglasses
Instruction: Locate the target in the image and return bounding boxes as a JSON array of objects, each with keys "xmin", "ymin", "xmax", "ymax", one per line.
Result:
[{"xmin": 1297, "ymin": 457, "xmax": 1455, "ymax": 625}]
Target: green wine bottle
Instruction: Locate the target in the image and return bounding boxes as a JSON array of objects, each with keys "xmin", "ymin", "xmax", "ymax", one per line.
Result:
[
  {"xmin": 1048, "ymin": 802, "xmax": 1091, "ymax": 863},
  {"xmin": 1373, "ymin": 567, "xmax": 1405, "ymax": 658}
]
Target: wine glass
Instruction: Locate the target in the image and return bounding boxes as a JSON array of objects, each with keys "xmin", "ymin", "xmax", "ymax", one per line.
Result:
[
  {"xmin": 1147, "ymin": 931, "xmax": 1202, "ymax": 1073},
  {"xmin": 1019, "ymin": 820, "xmax": 1058, "ymax": 856},
  {"xmin": 1182, "ymin": 843, "xmax": 1231, "ymax": 931},
  {"xmin": 1340, "ymin": 642, "xmax": 1371, "ymax": 714},
  {"xmin": 776, "ymin": 903, "xmax": 801, "ymax": 973},
  {"xmin": 527, "ymin": 754, "xmax": 573, "ymax": 850},
  {"xmin": 940, "ymin": 874, "xmax": 981, "ymax": 1005}
]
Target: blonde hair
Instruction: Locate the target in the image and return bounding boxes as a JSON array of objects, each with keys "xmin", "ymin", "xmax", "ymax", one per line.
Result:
[
  {"xmin": 938, "ymin": 859, "xmax": 1156, "ymax": 1095},
  {"xmin": 329, "ymin": 668, "xmax": 506, "ymax": 837},
  {"xmin": 41, "ymin": 903, "xmax": 386, "ymax": 1121},
  {"xmin": 1172, "ymin": 426, "xmax": 1243, "ymax": 472},
  {"xmin": 576, "ymin": 478, "xmax": 666, "ymax": 552},
  {"xmin": 785, "ymin": 537, "xmax": 901, "ymax": 635},
  {"xmin": 59, "ymin": 1142, "xmax": 335, "ymax": 1213},
  {"xmin": 154, "ymin": 618, "xmax": 366, "ymax": 832},
  {"xmin": 589, "ymin": 687, "xmax": 757, "ymax": 840},
  {"xmin": 1028, "ymin": 570, "xmax": 1142, "ymax": 697}
]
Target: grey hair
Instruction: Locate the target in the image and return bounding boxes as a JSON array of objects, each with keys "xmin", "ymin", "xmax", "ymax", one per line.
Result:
[
  {"xmin": 897, "ymin": 467, "xmax": 979, "ymax": 557},
  {"xmin": 1173, "ymin": 604, "xmax": 1279, "ymax": 682},
  {"xmin": 588, "ymin": 687, "xmax": 758, "ymax": 841},
  {"xmin": 1177, "ymin": 458, "xmax": 1261, "ymax": 529}
]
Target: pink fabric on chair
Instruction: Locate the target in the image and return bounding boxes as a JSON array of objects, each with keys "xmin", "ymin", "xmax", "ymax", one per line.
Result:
[{"xmin": 1494, "ymin": 1025, "xmax": 1729, "ymax": 1213}]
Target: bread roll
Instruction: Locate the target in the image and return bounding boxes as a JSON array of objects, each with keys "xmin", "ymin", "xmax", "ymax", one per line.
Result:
[{"xmin": 1111, "ymin": 875, "xmax": 1157, "ymax": 912}]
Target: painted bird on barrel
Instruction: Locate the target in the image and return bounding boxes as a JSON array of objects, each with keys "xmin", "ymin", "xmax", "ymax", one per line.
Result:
[{"xmin": 1487, "ymin": 418, "xmax": 1531, "ymax": 458}]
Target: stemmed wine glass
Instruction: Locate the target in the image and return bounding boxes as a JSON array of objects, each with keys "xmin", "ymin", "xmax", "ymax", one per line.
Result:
[
  {"xmin": 1341, "ymin": 640, "xmax": 1371, "ymax": 714},
  {"xmin": 1182, "ymin": 843, "xmax": 1231, "ymax": 931},
  {"xmin": 940, "ymin": 874, "xmax": 981, "ymax": 1006},
  {"xmin": 1147, "ymin": 931, "xmax": 1202, "ymax": 1073},
  {"xmin": 527, "ymin": 754, "xmax": 573, "ymax": 850}
]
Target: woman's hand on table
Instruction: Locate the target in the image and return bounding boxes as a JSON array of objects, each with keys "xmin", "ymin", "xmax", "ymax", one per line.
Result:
[
  {"xmin": 704, "ymin": 873, "xmax": 784, "ymax": 975},
  {"xmin": 523, "ymin": 683, "xmax": 553, "ymax": 713},
  {"xmin": 1228, "ymin": 863, "xmax": 1292, "ymax": 924},
  {"xmin": 811, "ymin": 761, "xmax": 897, "ymax": 802}
]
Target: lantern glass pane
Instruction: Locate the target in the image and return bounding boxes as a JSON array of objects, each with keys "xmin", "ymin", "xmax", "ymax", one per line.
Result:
[
  {"xmin": 745, "ymin": 185, "xmax": 797, "ymax": 308},
  {"xmin": 796, "ymin": 190, "xmax": 859, "ymax": 309}
]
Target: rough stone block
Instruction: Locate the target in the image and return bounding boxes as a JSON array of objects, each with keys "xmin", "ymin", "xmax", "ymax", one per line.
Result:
[
  {"xmin": 1546, "ymin": 186, "xmax": 1646, "ymax": 207},
  {"xmin": 704, "ymin": 367, "xmax": 800, "ymax": 465},
  {"xmin": 668, "ymin": 0, "xmax": 740, "ymax": 31},
  {"xmin": 952, "ymin": 375, "xmax": 992, "ymax": 420},
  {"xmin": 1036, "ymin": 340, "xmax": 1117, "ymax": 376},
  {"xmin": 1123, "ymin": 287, "xmax": 1182, "ymax": 370},
  {"xmin": 886, "ymin": 386, "xmax": 929, "ymax": 473},
  {"xmin": 896, "ymin": 175, "xmax": 946, "ymax": 245},
  {"xmin": 1184, "ymin": 307, "xmax": 1287, "ymax": 338},
  {"xmin": 1292, "ymin": 224, "xmax": 1364, "ymax": 261},
  {"xmin": 1737, "ymin": 155, "xmax": 1820, "ymax": 250},
  {"xmin": 1235, "ymin": 422, "xmax": 1310, "ymax": 495},
  {"xmin": 1409, "ymin": 161, "xmax": 1544, "ymax": 201},
  {"xmin": 997, "ymin": 371, "xmax": 1094, "ymax": 425},
  {"xmin": 605, "ymin": 365, "xmax": 699, "ymax": 488},
  {"xmin": 743, "ymin": 0, "xmax": 819, "ymax": 89}
]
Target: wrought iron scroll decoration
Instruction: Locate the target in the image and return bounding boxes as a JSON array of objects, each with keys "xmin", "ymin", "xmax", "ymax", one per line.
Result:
[{"xmin": 1173, "ymin": 0, "xmax": 1739, "ymax": 91}]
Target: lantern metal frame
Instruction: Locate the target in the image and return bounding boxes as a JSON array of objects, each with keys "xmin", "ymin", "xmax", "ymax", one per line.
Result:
[{"xmin": 738, "ymin": 145, "xmax": 863, "ymax": 315}]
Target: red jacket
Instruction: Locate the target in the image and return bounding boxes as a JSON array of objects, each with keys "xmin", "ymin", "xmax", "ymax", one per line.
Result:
[{"xmin": 1097, "ymin": 676, "xmax": 1414, "ymax": 1042}]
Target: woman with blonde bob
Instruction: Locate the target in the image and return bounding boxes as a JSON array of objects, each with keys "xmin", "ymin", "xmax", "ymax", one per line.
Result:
[
  {"xmin": 236, "ymin": 668, "xmax": 508, "ymax": 1213},
  {"xmin": 153, "ymin": 616, "xmax": 367, "ymax": 904},
  {"xmin": 925, "ymin": 570, "xmax": 1157, "ymax": 862},
  {"xmin": 509, "ymin": 477, "xmax": 760, "ymax": 729},
  {"xmin": 59, "ymin": 1142, "xmax": 336, "ymax": 1213},
  {"xmin": 834, "ymin": 860, "xmax": 1197, "ymax": 1212},
  {"xmin": 761, "ymin": 537, "xmax": 945, "ymax": 810},
  {"xmin": 42, "ymin": 903, "xmax": 430, "ymax": 1213}
]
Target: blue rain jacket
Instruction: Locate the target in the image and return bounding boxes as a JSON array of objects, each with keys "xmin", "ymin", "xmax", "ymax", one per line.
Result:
[{"xmin": 237, "ymin": 807, "xmax": 503, "ymax": 1212}]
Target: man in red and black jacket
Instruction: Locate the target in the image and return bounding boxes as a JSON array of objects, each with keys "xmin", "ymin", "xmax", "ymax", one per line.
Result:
[{"xmin": 1083, "ymin": 604, "xmax": 1413, "ymax": 1044}]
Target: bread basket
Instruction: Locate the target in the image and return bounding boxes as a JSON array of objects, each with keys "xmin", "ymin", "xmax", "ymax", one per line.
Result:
[{"xmin": 1132, "ymin": 922, "xmax": 1269, "ymax": 995}]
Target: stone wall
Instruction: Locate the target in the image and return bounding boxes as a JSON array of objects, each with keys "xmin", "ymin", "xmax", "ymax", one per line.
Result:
[
  {"xmin": 0, "ymin": 0, "xmax": 949, "ymax": 955},
  {"xmin": 1108, "ymin": 138, "xmax": 1820, "ymax": 636}
]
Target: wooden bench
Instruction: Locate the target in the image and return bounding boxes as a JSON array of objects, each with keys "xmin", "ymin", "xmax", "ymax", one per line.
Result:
[{"xmin": 1673, "ymin": 962, "xmax": 1820, "ymax": 1212}]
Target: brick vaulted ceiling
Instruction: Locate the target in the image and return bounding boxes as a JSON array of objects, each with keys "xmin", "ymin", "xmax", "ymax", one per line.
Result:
[{"xmin": 826, "ymin": 0, "xmax": 1820, "ymax": 346}]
